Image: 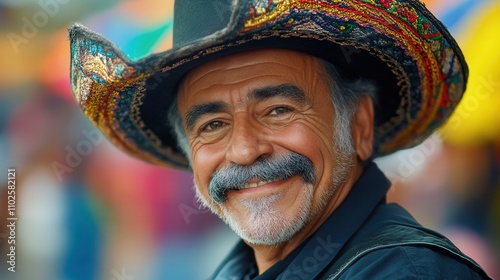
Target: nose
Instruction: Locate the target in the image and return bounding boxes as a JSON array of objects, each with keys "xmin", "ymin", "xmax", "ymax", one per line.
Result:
[{"xmin": 226, "ymin": 114, "xmax": 273, "ymax": 165}]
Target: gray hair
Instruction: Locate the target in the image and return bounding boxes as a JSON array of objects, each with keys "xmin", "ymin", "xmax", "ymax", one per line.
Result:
[
  {"xmin": 167, "ymin": 58, "xmax": 378, "ymax": 163},
  {"xmin": 167, "ymin": 96, "xmax": 191, "ymax": 160},
  {"xmin": 320, "ymin": 59, "xmax": 378, "ymax": 156}
]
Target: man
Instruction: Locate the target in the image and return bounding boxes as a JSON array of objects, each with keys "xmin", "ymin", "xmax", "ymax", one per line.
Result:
[{"xmin": 69, "ymin": 0, "xmax": 491, "ymax": 279}]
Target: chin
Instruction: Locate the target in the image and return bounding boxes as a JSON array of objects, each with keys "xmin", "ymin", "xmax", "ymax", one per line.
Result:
[{"xmin": 221, "ymin": 185, "xmax": 315, "ymax": 246}]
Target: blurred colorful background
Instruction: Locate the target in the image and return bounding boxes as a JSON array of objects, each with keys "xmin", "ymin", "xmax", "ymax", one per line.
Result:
[{"xmin": 0, "ymin": 0, "xmax": 499, "ymax": 279}]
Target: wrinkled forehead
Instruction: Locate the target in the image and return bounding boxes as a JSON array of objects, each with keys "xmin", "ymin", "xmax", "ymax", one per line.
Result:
[{"xmin": 176, "ymin": 49, "xmax": 329, "ymax": 104}]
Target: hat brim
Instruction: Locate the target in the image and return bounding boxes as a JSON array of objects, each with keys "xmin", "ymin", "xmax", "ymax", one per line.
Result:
[{"xmin": 69, "ymin": 0, "xmax": 467, "ymax": 169}]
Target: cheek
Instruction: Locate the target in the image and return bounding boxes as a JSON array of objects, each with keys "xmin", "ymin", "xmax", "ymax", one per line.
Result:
[
  {"xmin": 191, "ymin": 143, "xmax": 227, "ymax": 195},
  {"xmin": 275, "ymin": 123, "xmax": 340, "ymax": 209},
  {"xmin": 273, "ymin": 122, "xmax": 335, "ymax": 173}
]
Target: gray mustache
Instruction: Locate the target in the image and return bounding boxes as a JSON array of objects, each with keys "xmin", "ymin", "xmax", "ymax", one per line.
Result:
[{"xmin": 209, "ymin": 152, "xmax": 316, "ymax": 203}]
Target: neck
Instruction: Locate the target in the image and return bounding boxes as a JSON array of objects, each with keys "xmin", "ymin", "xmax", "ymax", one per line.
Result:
[{"xmin": 249, "ymin": 161, "xmax": 365, "ymax": 274}]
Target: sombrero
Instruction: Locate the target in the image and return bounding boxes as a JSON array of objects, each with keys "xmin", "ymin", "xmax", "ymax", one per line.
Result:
[{"xmin": 69, "ymin": 0, "xmax": 467, "ymax": 169}]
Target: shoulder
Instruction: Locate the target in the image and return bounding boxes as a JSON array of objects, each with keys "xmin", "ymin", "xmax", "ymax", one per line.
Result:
[
  {"xmin": 336, "ymin": 245, "xmax": 488, "ymax": 280},
  {"xmin": 322, "ymin": 212, "xmax": 491, "ymax": 280}
]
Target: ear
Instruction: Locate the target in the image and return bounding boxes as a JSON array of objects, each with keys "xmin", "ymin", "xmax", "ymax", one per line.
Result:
[{"xmin": 352, "ymin": 95, "xmax": 374, "ymax": 161}]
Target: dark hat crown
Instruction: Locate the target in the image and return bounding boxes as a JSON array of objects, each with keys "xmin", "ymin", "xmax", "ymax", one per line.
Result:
[{"xmin": 173, "ymin": 0, "xmax": 235, "ymax": 47}]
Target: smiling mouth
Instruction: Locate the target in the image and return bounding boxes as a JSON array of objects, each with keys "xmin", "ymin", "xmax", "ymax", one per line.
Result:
[{"xmin": 239, "ymin": 179, "xmax": 279, "ymax": 190}]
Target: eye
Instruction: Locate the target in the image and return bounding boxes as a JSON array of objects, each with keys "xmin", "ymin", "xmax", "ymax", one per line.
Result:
[
  {"xmin": 269, "ymin": 106, "xmax": 292, "ymax": 116},
  {"xmin": 201, "ymin": 120, "xmax": 226, "ymax": 132}
]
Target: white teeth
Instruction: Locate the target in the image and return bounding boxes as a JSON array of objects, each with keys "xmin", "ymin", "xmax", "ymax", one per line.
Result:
[{"xmin": 243, "ymin": 180, "xmax": 273, "ymax": 189}]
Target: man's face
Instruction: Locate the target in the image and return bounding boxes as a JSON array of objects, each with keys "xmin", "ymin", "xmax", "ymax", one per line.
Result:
[{"xmin": 176, "ymin": 49, "xmax": 355, "ymax": 245}]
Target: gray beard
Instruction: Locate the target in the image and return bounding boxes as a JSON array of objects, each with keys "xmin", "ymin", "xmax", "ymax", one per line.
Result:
[
  {"xmin": 217, "ymin": 184, "xmax": 313, "ymax": 245},
  {"xmin": 194, "ymin": 155, "xmax": 353, "ymax": 246}
]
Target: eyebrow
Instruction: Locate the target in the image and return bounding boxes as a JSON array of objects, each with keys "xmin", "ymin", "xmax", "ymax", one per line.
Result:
[
  {"xmin": 185, "ymin": 101, "xmax": 228, "ymax": 132},
  {"xmin": 184, "ymin": 84, "xmax": 306, "ymax": 132},
  {"xmin": 250, "ymin": 84, "xmax": 306, "ymax": 103}
]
